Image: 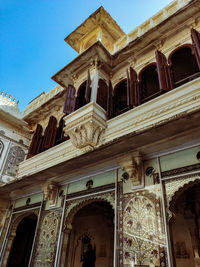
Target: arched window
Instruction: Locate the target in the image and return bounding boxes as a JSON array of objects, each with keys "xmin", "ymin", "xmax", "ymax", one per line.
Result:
[
  {"xmin": 96, "ymin": 79, "xmax": 108, "ymax": 111},
  {"xmin": 75, "ymin": 81, "xmax": 87, "ymax": 110},
  {"xmin": 114, "ymin": 79, "xmax": 129, "ymax": 116},
  {"xmin": 139, "ymin": 63, "xmax": 160, "ymax": 104},
  {"xmin": 169, "ymin": 45, "xmax": 200, "ymax": 88}
]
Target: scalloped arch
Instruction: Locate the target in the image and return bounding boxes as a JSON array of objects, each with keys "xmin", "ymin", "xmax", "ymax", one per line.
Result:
[
  {"xmin": 65, "ymin": 194, "xmax": 115, "ymax": 229},
  {"xmin": 169, "ymin": 178, "xmax": 200, "ymax": 213}
]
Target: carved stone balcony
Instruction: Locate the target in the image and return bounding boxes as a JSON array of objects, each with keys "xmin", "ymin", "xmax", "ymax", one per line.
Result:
[{"xmin": 63, "ymin": 102, "xmax": 107, "ymax": 150}]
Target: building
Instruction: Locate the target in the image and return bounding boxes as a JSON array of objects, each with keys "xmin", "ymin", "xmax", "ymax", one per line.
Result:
[{"xmin": 0, "ymin": 0, "xmax": 200, "ymax": 266}]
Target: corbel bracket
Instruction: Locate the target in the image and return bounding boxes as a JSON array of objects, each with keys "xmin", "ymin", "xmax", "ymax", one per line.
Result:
[
  {"xmin": 42, "ymin": 182, "xmax": 59, "ymax": 205},
  {"xmin": 118, "ymin": 152, "xmax": 143, "ymax": 186}
]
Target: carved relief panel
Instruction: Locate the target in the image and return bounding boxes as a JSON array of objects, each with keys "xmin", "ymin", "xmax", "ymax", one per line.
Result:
[
  {"xmin": 32, "ymin": 209, "xmax": 61, "ymax": 267},
  {"xmin": 121, "ymin": 191, "xmax": 166, "ymax": 267},
  {"xmin": 2, "ymin": 146, "xmax": 25, "ymax": 180}
]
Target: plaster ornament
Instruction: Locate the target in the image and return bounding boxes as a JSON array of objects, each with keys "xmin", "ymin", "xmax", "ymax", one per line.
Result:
[
  {"xmin": 42, "ymin": 182, "xmax": 58, "ymax": 205},
  {"xmin": 118, "ymin": 152, "xmax": 143, "ymax": 186}
]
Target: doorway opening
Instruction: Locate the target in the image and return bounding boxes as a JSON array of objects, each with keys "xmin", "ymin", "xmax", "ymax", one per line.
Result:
[
  {"xmin": 66, "ymin": 201, "xmax": 114, "ymax": 267},
  {"xmin": 170, "ymin": 182, "xmax": 200, "ymax": 267},
  {"xmin": 7, "ymin": 214, "xmax": 37, "ymax": 267}
]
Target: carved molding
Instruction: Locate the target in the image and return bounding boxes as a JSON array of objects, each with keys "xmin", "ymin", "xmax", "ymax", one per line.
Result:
[
  {"xmin": 118, "ymin": 152, "xmax": 143, "ymax": 186},
  {"xmin": 63, "ymin": 102, "xmax": 107, "ymax": 150},
  {"xmin": 42, "ymin": 182, "xmax": 58, "ymax": 205}
]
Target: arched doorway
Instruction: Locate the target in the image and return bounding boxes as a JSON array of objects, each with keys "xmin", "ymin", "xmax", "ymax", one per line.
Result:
[
  {"xmin": 65, "ymin": 201, "xmax": 114, "ymax": 267},
  {"xmin": 169, "ymin": 182, "xmax": 200, "ymax": 267},
  {"xmin": 7, "ymin": 214, "xmax": 37, "ymax": 267}
]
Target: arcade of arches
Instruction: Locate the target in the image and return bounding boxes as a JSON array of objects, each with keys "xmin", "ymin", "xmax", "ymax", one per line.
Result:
[{"xmin": 27, "ymin": 41, "xmax": 200, "ymax": 159}]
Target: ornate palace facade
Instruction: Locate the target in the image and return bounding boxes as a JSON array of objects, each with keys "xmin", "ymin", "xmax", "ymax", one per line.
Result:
[{"xmin": 1, "ymin": 0, "xmax": 200, "ymax": 266}]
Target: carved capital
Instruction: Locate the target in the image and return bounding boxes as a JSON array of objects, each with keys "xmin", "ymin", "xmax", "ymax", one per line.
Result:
[
  {"xmin": 42, "ymin": 182, "xmax": 58, "ymax": 205},
  {"xmin": 63, "ymin": 102, "xmax": 107, "ymax": 150},
  {"xmin": 118, "ymin": 152, "xmax": 143, "ymax": 186}
]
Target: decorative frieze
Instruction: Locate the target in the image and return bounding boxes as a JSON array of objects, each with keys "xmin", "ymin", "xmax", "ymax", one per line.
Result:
[{"xmin": 63, "ymin": 102, "xmax": 107, "ymax": 150}]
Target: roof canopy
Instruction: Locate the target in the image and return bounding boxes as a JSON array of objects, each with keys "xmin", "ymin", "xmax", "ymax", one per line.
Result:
[{"xmin": 65, "ymin": 6, "xmax": 125, "ymax": 54}]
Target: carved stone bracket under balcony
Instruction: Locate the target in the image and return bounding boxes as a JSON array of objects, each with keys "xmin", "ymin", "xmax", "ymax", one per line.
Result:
[
  {"xmin": 118, "ymin": 152, "xmax": 143, "ymax": 186},
  {"xmin": 42, "ymin": 182, "xmax": 58, "ymax": 206},
  {"xmin": 63, "ymin": 102, "xmax": 107, "ymax": 150}
]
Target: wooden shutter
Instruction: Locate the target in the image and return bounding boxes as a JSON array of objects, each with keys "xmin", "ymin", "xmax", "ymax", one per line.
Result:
[
  {"xmin": 42, "ymin": 116, "xmax": 57, "ymax": 150},
  {"xmin": 155, "ymin": 50, "xmax": 173, "ymax": 91},
  {"xmin": 191, "ymin": 28, "xmax": 200, "ymax": 69},
  {"xmin": 126, "ymin": 69, "xmax": 131, "ymax": 107},
  {"xmin": 129, "ymin": 67, "xmax": 139, "ymax": 106},
  {"xmin": 107, "ymin": 81, "xmax": 114, "ymax": 119},
  {"xmin": 97, "ymin": 79, "xmax": 108, "ymax": 111},
  {"xmin": 27, "ymin": 124, "xmax": 43, "ymax": 158},
  {"xmin": 56, "ymin": 117, "xmax": 68, "ymax": 145},
  {"xmin": 63, "ymin": 85, "xmax": 76, "ymax": 114},
  {"xmin": 85, "ymin": 70, "xmax": 91, "ymax": 103}
]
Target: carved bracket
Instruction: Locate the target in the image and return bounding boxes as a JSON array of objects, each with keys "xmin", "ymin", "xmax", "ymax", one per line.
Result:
[
  {"xmin": 118, "ymin": 152, "xmax": 143, "ymax": 186},
  {"xmin": 42, "ymin": 182, "xmax": 58, "ymax": 205},
  {"xmin": 63, "ymin": 102, "xmax": 107, "ymax": 150}
]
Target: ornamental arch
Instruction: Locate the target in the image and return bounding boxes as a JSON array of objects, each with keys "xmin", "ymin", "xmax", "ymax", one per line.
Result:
[
  {"xmin": 60, "ymin": 196, "xmax": 115, "ymax": 267},
  {"xmin": 2, "ymin": 211, "xmax": 38, "ymax": 267},
  {"xmin": 168, "ymin": 179, "xmax": 200, "ymax": 267}
]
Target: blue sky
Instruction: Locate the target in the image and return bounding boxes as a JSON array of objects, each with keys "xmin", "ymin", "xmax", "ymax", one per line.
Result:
[{"xmin": 1, "ymin": 0, "xmax": 172, "ymax": 111}]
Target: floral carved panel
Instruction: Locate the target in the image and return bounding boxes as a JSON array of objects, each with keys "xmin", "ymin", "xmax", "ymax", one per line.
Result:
[
  {"xmin": 122, "ymin": 191, "xmax": 166, "ymax": 267},
  {"xmin": 32, "ymin": 209, "xmax": 61, "ymax": 267}
]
